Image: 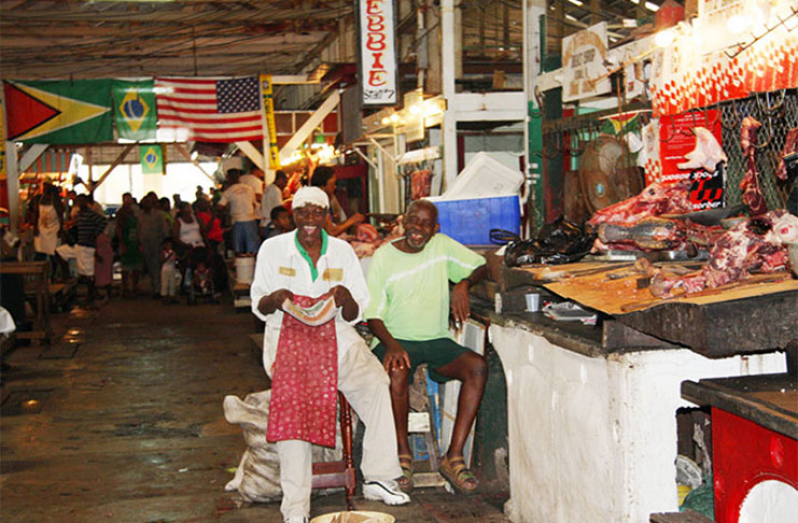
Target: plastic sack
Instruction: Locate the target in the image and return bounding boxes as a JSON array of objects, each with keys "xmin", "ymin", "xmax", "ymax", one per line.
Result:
[{"xmin": 223, "ymin": 390, "xmax": 344, "ymax": 503}]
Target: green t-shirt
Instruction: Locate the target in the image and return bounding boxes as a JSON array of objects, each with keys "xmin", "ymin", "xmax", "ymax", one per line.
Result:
[{"xmin": 364, "ymin": 234, "xmax": 485, "ymax": 343}]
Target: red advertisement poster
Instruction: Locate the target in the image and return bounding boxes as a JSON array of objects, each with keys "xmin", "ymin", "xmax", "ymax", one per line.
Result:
[{"xmin": 659, "ymin": 109, "xmax": 725, "ymax": 210}]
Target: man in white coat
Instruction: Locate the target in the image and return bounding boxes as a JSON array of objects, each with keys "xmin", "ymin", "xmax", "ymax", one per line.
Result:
[{"xmin": 250, "ymin": 187, "xmax": 410, "ymax": 523}]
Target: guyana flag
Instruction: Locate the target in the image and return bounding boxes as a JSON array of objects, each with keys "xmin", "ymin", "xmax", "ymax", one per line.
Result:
[
  {"xmin": 113, "ymin": 80, "xmax": 156, "ymax": 141},
  {"xmin": 140, "ymin": 144, "xmax": 164, "ymax": 175},
  {"xmin": 3, "ymin": 80, "xmax": 113, "ymax": 144}
]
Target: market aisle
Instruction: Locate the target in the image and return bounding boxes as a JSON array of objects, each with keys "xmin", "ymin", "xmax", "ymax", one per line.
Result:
[{"xmin": 0, "ymin": 297, "xmax": 510, "ymax": 523}]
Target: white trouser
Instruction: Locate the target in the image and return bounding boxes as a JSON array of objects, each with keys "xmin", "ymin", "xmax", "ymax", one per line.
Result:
[{"xmin": 277, "ymin": 339, "xmax": 402, "ymax": 520}]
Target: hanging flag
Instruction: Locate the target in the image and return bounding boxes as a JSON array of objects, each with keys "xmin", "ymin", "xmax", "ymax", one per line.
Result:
[
  {"xmin": 140, "ymin": 144, "xmax": 164, "ymax": 175},
  {"xmin": 3, "ymin": 80, "xmax": 112, "ymax": 144},
  {"xmin": 259, "ymin": 74, "xmax": 281, "ymax": 169},
  {"xmin": 113, "ymin": 80, "xmax": 157, "ymax": 141},
  {"xmin": 155, "ymin": 77, "xmax": 263, "ymax": 143}
]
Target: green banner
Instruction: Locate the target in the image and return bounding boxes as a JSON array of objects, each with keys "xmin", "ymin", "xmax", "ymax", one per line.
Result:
[
  {"xmin": 3, "ymin": 79, "xmax": 113, "ymax": 144},
  {"xmin": 140, "ymin": 144, "xmax": 164, "ymax": 175},
  {"xmin": 113, "ymin": 80, "xmax": 157, "ymax": 141}
]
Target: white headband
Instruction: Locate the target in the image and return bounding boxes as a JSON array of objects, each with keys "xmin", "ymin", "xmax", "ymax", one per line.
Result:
[{"xmin": 292, "ymin": 186, "xmax": 329, "ymax": 210}]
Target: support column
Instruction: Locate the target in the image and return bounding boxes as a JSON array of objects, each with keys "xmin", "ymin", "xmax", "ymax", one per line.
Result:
[
  {"xmin": 441, "ymin": 0, "xmax": 458, "ymax": 191},
  {"xmin": 523, "ymin": 0, "xmax": 547, "ymax": 236},
  {"xmin": 6, "ymin": 142, "xmax": 19, "ymax": 233}
]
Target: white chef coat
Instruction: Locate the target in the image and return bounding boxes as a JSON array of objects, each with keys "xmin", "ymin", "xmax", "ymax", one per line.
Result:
[{"xmin": 250, "ymin": 230, "xmax": 369, "ymax": 374}]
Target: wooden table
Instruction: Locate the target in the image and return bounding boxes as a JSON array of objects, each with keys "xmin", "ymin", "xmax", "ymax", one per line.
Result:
[{"xmin": 0, "ymin": 261, "xmax": 51, "ymax": 344}]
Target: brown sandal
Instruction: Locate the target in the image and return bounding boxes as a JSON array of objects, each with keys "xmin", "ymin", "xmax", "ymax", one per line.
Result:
[
  {"xmin": 439, "ymin": 455, "xmax": 478, "ymax": 494},
  {"xmin": 397, "ymin": 453, "xmax": 414, "ymax": 492}
]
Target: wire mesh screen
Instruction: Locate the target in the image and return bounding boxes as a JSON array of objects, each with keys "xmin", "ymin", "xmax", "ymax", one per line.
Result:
[
  {"xmin": 720, "ymin": 89, "xmax": 797, "ymax": 210},
  {"xmin": 541, "ymin": 89, "xmax": 798, "ymax": 217}
]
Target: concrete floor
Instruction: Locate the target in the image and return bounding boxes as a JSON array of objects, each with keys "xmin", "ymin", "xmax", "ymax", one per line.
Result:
[{"xmin": 0, "ymin": 292, "xmax": 511, "ymax": 523}]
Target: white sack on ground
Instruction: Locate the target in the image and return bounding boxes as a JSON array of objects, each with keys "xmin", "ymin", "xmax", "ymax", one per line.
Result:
[{"xmin": 223, "ymin": 390, "xmax": 344, "ymax": 503}]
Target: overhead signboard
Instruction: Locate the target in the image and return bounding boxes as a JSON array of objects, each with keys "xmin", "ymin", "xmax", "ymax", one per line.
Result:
[
  {"xmin": 359, "ymin": 0, "xmax": 398, "ymax": 106},
  {"xmin": 562, "ymin": 22, "xmax": 611, "ymax": 102}
]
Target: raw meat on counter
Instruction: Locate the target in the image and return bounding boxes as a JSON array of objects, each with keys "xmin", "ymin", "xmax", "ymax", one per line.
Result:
[
  {"xmin": 739, "ymin": 116, "xmax": 768, "ymax": 216},
  {"xmin": 597, "ymin": 217, "xmax": 686, "ymax": 251},
  {"xmin": 649, "ymin": 210, "xmax": 796, "ymax": 298},
  {"xmin": 345, "ymin": 217, "xmax": 405, "ymax": 259},
  {"xmin": 355, "ymin": 223, "xmax": 379, "ymax": 243},
  {"xmin": 677, "ymin": 127, "xmax": 728, "ymax": 173},
  {"xmin": 586, "ymin": 180, "xmax": 694, "ymax": 228}
]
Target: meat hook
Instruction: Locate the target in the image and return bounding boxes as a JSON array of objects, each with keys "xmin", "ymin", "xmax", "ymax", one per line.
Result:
[
  {"xmin": 719, "ymin": 98, "xmax": 741, "ymax": 133},
  {"xmin": 755, "ymin": 89, "xmax": 786, "ymax": 115}
]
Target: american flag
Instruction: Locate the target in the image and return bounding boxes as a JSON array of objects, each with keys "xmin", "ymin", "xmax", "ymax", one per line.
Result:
[{"xmin": 155, "ymin": 76, "xmax": 263, "ymax": 143}]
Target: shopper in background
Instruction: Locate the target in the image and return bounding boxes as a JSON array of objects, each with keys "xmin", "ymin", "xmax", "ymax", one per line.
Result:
[
  {"xmin": 260, "ymin": 169, "xmax": 288, "ymax": 239},
  {"xmin": 310, "ymin": 166, "xmax": 365, "ymax": 237},
  {"xmin": 138, "ymin": 194, "xmax": 170, "ymax": 298},
  {"xmin": 56, "ymin": 195, "xmax": 108, "ymax": 307},
  {"xmin": 160, "ymin": 238, "xmax": 178, "ymax": 304},
  {"xmin": 240, "ymin": 167, "xmax": 265, "ymax": 202},
  {"xmin": 218, "ymin": 168, "xmax": 259, "ymax": 255},
  {"xmin": 116, "ymin": 198, "xmax": 142, "ymax": 297}
]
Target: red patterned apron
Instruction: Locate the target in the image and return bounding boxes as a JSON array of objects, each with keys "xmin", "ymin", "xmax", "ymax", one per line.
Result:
[{"xmin": 266, "ymin": 294, "xmax": 338, "ymax": 448}]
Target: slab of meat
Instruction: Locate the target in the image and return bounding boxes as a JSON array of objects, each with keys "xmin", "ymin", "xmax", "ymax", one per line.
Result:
[
  {"xmin": 587, "ymin": 180, "xmax": 694, "ymax": 229},
  {"xmin": 649, "ymin": 210, "xmax": 793, "ymax": 297},
  {"xmin": 677, "ymin": 127, "xmax": 728, "ymax": 173},
  {"xmin": 356, "ymin": 223, "xmax": 379, "ymax": 243},
  {"xmin": 739, "ymin": 116, "xmax": 768, "ymax": 216},
  {"xmin": 411, "ymin": 169, "xmax": 432, "ymax": 200},
  {"xmin": 776, "ymin": 128, "xmax": 798, "ymax": 181},
  {"xmin": 598, "ymin": 217, "xmax": 686, "ymax": 251}
]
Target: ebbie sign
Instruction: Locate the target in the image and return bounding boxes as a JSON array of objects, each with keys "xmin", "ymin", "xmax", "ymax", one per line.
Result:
[{"xmin": 359, "ymin": 0, "xmax": 398, "ymax": 106}]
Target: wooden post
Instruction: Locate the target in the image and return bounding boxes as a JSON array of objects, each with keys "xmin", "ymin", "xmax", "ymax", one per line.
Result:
[{"xmin": 91, "ymin": 144, "xmax": 134, "ymax": 192}]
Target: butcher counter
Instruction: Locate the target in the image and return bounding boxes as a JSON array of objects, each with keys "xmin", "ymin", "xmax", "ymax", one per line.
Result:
[{"xmin": 472, "ymin": 261, "xmax": 797, "ymax": 523}]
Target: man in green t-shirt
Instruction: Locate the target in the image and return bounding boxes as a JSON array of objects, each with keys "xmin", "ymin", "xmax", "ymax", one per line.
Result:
[{"xmin": 365, "ymin": 199, "xmax": 488, "ymax": 494}]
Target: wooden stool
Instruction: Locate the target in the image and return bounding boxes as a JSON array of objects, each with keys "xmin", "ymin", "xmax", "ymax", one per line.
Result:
[{"xmin": 311, "ymin": 391, "xmax": 356, "ymax": 511}]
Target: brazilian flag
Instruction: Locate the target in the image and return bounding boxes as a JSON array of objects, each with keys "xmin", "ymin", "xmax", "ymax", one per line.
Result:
[
  {"xmin": 113, "ymin": 80, "xmax": 157, "ymax": 141},
  {"xmin": 3, "ymin": 79, "xmax": 113, "ymax": 144},
  {"xmin": 140, "ymin": 144, "xmax": 164, "ymax": 175}
]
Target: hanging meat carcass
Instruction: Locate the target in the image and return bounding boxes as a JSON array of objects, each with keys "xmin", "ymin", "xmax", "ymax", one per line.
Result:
[
  {"xmin": 739, "ymin": 116, "xmax": 768, "ymax": 216},
  {"xmin": 776, "ymin": 128, "xmax": 798, "ymax": 181}
]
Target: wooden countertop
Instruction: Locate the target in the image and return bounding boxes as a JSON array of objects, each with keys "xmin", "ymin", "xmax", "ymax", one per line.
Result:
[{"xmin": 682, "ymin": 373, "xmax": 798, "ymax": 440}]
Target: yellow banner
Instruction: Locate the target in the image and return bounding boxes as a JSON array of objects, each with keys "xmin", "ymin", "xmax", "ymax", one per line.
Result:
[{"xmin": 259, "ymin": 74, "xmax": 280, "ymax": 169}]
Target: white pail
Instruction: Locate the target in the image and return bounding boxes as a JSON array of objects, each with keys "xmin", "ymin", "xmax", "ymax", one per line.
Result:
[{"xmin": 235, "ymin": 256, "xmax": 255, "ymax": 285}]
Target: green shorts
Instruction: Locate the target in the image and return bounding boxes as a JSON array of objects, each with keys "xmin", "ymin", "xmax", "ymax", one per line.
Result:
[{"xmin": 372, "ymin": 337, "xmax": 469, "ymax": 383}]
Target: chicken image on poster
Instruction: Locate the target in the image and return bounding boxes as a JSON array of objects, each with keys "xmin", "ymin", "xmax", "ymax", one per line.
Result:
[{"xmin": 659, "ymin": 110, "xmax": 726, "ymax": 211}]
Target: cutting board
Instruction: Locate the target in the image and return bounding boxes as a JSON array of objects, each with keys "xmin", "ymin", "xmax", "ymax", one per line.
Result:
[{"xmin": 545, "ymin": 270, "xmax": 798, "ymax": 315}]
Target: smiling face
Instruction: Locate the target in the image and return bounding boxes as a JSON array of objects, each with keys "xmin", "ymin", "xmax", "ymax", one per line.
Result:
[
  {"xmin": 293, "ymin": 203, "xmax": 326, "ymax": 245},
  {"xmin": 403, "ymin": 201, "xmax": 439, "ymax": 252}
]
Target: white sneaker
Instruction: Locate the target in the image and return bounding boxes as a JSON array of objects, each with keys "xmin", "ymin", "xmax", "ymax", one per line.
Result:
[
  {"xmin": 362, "ymin": 479, "xmax": 411, "ymax": 505},
  {"xmin": 283, "ymin": 517, "xmax": 308, "ymax": 523}
]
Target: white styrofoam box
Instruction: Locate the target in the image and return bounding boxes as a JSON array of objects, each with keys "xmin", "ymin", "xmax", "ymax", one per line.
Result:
[{"xmin": 439, "ymin": 152, "xmax": 523, "ymax": 201}]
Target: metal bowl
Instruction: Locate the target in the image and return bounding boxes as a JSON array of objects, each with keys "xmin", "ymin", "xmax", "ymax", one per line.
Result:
[{"xmin": 311, "ymin": 511, "xmax": 395, "ymax": 523}]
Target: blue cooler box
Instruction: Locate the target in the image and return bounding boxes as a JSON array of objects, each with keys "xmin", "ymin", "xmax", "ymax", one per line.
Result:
[{"xmin": 433, "ymin": 195, "xmax": 520, "ymax": 246}]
